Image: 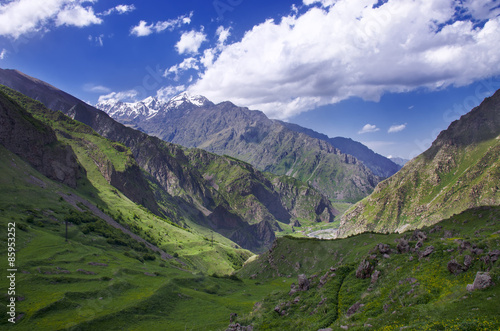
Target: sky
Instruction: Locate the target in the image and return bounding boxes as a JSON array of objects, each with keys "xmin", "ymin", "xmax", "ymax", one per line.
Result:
[{"xmin": 1, "ymin": 0, "xmax": 500, "ymax": 159}]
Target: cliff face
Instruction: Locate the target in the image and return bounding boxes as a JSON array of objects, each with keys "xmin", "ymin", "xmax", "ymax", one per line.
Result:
[
  {"xmin": 338, "ymin": 89, "xmax": 500, "ymax": 237},
  {"xmin": 0, "ymin": 91, "xmax": 82, "ymax": 188}
]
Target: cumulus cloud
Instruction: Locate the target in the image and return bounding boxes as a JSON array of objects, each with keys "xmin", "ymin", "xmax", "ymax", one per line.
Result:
[
  {"xmin": 130, "ymin": 12, "xmax": 192, "ymax": 37},
  {"xmin": 56, "ymin": 3, "xmax": 102, "ymax": 27},
  {"xmin": 0, "ymin": 0, "xmax": 105, "ymax": 38},
  {"xmin": 175, "ymin": 29, "xmax": 207, "ymax": 54},
  {"xmin": 98, "ymin": 89, "xmax": 139, "ymax": 103},
  {"xmin": 187, "ymin": 0, "xmax": 500, "ymax": 119},
  {"xmin": 358, "ymin": 124, "xmax": 380, "ymax": 134},
  {"xmin": 388, "ymin": 123, "xmax": 407, "ymax": 133}
]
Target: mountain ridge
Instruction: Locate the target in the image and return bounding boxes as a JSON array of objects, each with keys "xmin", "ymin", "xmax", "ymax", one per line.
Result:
[
  {"xmin": 95, "ymin": 93, "xmax": 385, "ymax": 202},
  {"xmin": 338, "ymin": 88, "xmax": 500, "ymax": 236}
]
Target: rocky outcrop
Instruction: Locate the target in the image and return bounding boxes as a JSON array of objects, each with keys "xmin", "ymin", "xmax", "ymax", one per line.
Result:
[{"xmin": 0, "ymin": 91, "xmax": 82, "ymax": 188}]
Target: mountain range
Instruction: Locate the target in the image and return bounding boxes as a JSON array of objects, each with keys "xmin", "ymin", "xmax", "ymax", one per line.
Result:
[
  {"xmin": 0, "ymin": 68, "xmax": 498, "ymax": 330},
  {"xmin": 96, "ymin": 93, "xmax": 401, "ymax": 202},
  {"xmin": 0, "ymin": 69, "xmax": 338, "ymax": 252}
]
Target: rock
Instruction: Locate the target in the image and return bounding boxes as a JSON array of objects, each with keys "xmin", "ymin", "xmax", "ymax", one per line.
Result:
[
  {"xmin": 443, "ymin": 230, "xmax": 453, "ymax": 238},
  {"xmin": 298, "ymin": 274, "xmax": 310, "ymax": 291},
  {"xmin": 371, "ymin": 270, "xmax": 381, "ymax": 284},
  {"xmin": 447, "ymin": 259, "xmax": 465, "ymax": 275},
  {"xmin": 459, "ymin": 241, "xmax": 472, "ymax": 252},
  {"xmin": 489, "ymin": 250, "xmax": 500, "ymax": 263},
  {"xmin": 318, "ymin": 329, "xmax": 332, "ymax": 331},
  {"xmin": 421, "ymin": 245, "xmax": 434, "ymax": 257},
  {"xmin": 318, "ymin": 271, "xmax": 329, "ymax": 288},
  {"xmin": 397, "ymin": 239, "xmax": 409, "ymax": 253},
  {"xmin": 356, "ymin": 259, "xmax": 375, "ymax": 279},
  {"xmin": 467, "ymin": 272, "xmax": 493, "ymax": 291},
  {"xmin": 463, "ymin": 255, "xmax": 473, "ymax": 268},
  {"xmin": 294, "ymin": 262, "xmax": 301, "ymax": 271},
  {"xmin": 412, "ymin": 230, "xmax": 427, "ymax": 242},
  {"xmin": 340, "ymin": 326, "xmax": 349, "ymax": 330},
  {"xmin": 346, "ymin": 302, "xmax": 363, "ymax": 317},
  {"xmin": 377, "ymin": 243, "xmax": 391, "ymax": 254},
  {"xmin": 293, "ymin": 296, "xmax": 300, "ymax": 304}
]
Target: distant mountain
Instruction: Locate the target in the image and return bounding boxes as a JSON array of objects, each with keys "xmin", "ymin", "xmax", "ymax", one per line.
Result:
[
  {"xmin": 388, "ymin": 156, "xmax": 409, "ymax": 167},
  {"xmin": 338, "ymin": 89, "xmax": 500, "ymax": 236},
  {"xmin": 0, "ymin": 69, "xmax": 337, "ymax": 252},
  {"xmin": 279, "ymin": 122, "xmax": 401, "ymax": 178},
  {"xmin": 96, "ymin": 94, "xmax": 384, "ymax": 203}
]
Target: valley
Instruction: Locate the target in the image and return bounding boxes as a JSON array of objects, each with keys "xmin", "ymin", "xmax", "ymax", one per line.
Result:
[{"xmin": 0, "ymin": 70, "xmax": 498, "ymax": 330}]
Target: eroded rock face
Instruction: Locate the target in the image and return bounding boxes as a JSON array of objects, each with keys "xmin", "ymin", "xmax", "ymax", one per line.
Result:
[{"xmin": 0, "ymin": 92, "xmax": 81, "ymax": 188}]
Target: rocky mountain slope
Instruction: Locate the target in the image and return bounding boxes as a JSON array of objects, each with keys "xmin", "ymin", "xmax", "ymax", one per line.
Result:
[
  {"xmin": 0, "ymin": 69, "xmax": 338, "ymax": 252},
  {"xmin": 280, "ymin": 122, "xmax": 402, "ymax": 178},
  {"xmin": 338, "ymin": 89, "xmax": 500, "ymax": 237},
  {"xmin": 96, "ymin": 93, "xmax": 383, "ymax": 202}
]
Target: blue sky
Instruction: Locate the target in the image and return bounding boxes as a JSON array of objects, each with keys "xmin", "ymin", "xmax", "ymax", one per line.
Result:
[{"xmin": 1, "ymin": 0, "xmax": 499, "ymax": 159}]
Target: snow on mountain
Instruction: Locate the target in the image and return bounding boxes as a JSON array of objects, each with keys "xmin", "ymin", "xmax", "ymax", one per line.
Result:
[{"xmin": 96, "ymin": 92, "xmax": 210, "ymax": 122}]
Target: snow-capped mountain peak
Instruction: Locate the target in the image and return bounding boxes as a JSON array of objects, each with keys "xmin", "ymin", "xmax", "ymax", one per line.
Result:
[
  {"xmin": 95, "ymin": 92, "xmax": 212, "ymax": 122},
  {"xmin": 167, "ymin": 92, "xmax": 209, "ymax": 108}
]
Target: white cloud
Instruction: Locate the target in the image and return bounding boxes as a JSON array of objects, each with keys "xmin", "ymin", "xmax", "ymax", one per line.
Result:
[
  {"xmin": 84, "ymin": 83, "xmax": 111, "ymax": 93},
  {"xmin": 165, "ymin": 57, "xmax": 200, "ymax": 80},
  {"xmin": 388, "ymin": 123, "xmax": 407, "ymax": 133},
  {"xmin": 216, "ymin": 26, "xmax": 231, "ymax": 45},
  {"xmin": 0, "ymin": 49, "xmax": 7, "ymax": 59},
  {"xmin": 130, "ymin": 12, "xmax": 192, "ymax": 37},
  {"xmin": 156, "ymin": 85, "xmax": 186, "ymax": 102},
  {"xmin": 102, "ymin": 4, "xmax": 136, "ymax": 16},
  {"xmin": 56, "ymin": 3, "xmax": 102, "ymax": 27},
  {"xmin": 358, "ymin": 124, "xmax": 380, "ymax": 134},
  {"xmin": 188, "ymin": 0, "xmax": 500, "ymax": 119},
  {"xmin": 0, "ymin": 0, "xmax": 103, "ymax": 38},
  {"xmin": 98, "ymin": 90, "xmax": 139, "ymax": 103},
  {"xmin": 175, "ymin": 29, "xmax": 207, "ymax": 55}
]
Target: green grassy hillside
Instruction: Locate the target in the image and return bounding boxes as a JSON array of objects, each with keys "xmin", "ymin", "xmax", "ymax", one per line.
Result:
[
  {"xmin": 236, "ymin": 206, "xmax": 500, "ymax": 330},
  {"xmin": 339, "ymin": 90, "xmax": 500, "ymax": 237}
]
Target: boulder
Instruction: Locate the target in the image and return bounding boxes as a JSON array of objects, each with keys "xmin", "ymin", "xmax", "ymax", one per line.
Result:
[
  {"xmin": 467, "ymin": 272, "xmax": 493, "ymax": 291},
  {"xmin": 397, "ymin": 239, "xmax": 409, "ymax": 253},
  {"xmin": 298, "ymin": 274, "xmax": 310, "ymax": 291},
  {"xmin": 356, "ymin": 259, "xmax": 375, "ymax": 279},
  {"xmin": 421, "ymin": 245, "xmax": 434, "ymax": 257},
  {"xmin": 447, "ymin": 259, "xmax": 465, "ymax": 275}
]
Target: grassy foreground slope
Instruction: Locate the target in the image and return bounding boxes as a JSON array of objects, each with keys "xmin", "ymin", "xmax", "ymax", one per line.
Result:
[
  {"xmin": 237, "ymin": 206, "xmax": 500, "ymax": 330},
  {"xmin": 0, "ymin": 145, "xmax": 288, "ymax": 330}
]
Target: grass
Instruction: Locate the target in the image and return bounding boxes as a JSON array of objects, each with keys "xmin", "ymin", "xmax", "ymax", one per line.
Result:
[{"xmin": 236, "ymin": 206, "xmax": 500, "ymax": 330}]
